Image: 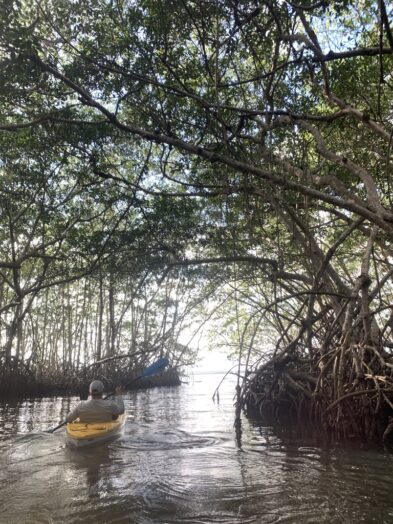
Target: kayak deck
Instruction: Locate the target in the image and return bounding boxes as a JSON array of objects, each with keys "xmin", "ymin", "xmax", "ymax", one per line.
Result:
[{"xmin": 66, "ymin": 413, "xmax": 126, "ymax": 447}]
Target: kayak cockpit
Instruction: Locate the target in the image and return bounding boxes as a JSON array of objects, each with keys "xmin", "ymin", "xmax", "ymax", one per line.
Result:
[{"xmin": 66, "ymin": 413, "xmax": 126, "ymax": 447}]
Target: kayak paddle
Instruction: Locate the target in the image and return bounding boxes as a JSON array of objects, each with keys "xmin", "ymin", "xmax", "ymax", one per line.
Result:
[
  {"xmin": 45, "ymin": 356, "xmax": 169, "ymax": 433},
  {"xmin": 103, "ymin": 356, "xmax": 170, "ymax": 399}
]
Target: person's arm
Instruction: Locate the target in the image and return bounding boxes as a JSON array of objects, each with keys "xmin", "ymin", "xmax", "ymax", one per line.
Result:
[{"xmin": 66, "ymin": 404, "xmax": 80, "ymax": 423}]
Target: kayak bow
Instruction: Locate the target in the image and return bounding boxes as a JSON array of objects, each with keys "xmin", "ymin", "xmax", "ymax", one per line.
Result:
[{"xmin": 66, "ymin": 413, "xmax": 126, "ymax": 448}]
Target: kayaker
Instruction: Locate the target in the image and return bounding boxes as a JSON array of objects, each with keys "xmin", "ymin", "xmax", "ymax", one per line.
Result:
[{"xmin": 66, "ymin": 380, "xmax": 125, "ymax": 424}]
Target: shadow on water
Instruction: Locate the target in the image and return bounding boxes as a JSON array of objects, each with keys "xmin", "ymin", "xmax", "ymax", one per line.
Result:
[
  {"xmin": 0, "ymin": 374, "xmax": 393, "ymax": 523},
  {"xmin": 65, "ymin": 445, "xmax": 113, "ymax": 496}
]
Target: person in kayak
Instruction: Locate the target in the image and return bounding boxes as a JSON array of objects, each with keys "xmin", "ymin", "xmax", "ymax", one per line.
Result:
[{"xmin": 66, "ymin": 380, "xmax": 125, "ymax": 424}]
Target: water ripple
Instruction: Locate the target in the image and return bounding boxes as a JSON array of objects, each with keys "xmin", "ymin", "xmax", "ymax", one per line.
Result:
[{"xmin": 0, "ymin": 376, "xmax": 393, "ymax": 524}]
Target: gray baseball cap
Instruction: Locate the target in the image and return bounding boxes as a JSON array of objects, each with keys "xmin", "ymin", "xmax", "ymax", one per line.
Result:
[{"xmin": 89, "ymin": 380, "xmax": 104, "ymax": 394}]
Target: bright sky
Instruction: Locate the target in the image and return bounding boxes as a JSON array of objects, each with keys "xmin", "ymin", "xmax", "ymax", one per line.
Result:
[{"xmin": 193, "ymin": 347, "xmax": 236, "ymax": 374}]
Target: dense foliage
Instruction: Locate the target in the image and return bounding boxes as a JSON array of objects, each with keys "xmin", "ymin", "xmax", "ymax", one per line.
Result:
[{"xmin": 1, "ymin": 0, "xmax": 393, "ymax": 443}]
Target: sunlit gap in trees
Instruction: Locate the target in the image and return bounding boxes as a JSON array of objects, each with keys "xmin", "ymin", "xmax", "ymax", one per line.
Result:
[{"xmin": 311, "ymin": 3, "xmax": 375, "ymax": 54}]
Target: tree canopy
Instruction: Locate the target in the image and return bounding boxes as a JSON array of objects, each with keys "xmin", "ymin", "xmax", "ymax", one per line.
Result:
[{"xmin": 1, "ymin": 0, "xmax": 393, "ymax": 442}]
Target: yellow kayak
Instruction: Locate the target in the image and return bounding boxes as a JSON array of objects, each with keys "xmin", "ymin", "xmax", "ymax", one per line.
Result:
[{"xmin": 66, "ymin": 413, "xmax": 126, "ymax": 448}]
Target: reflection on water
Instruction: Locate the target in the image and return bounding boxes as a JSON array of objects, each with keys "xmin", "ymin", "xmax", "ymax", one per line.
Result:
[{"xmin": 0, "ymin": 374, "xmax": 393, "ymax": 523}]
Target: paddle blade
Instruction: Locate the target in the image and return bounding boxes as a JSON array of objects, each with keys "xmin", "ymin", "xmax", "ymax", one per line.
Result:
[{"xmin": 141, "ymin": 357, "xmax": 169, "ymax": 378}]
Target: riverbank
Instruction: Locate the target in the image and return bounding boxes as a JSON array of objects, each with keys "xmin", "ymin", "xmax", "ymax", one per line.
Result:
[
  {"xmin": 240, "ymin": 356, "xmax": 393, "ymax": 449},
  {"xmin": 0, "ymin": 364, "xmax": 181, "ymax": 400}
]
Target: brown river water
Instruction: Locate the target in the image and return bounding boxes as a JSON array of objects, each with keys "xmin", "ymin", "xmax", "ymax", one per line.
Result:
[{"xmin": 0, "ymin": 373, "xmax": 393, "ymax": 524}]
